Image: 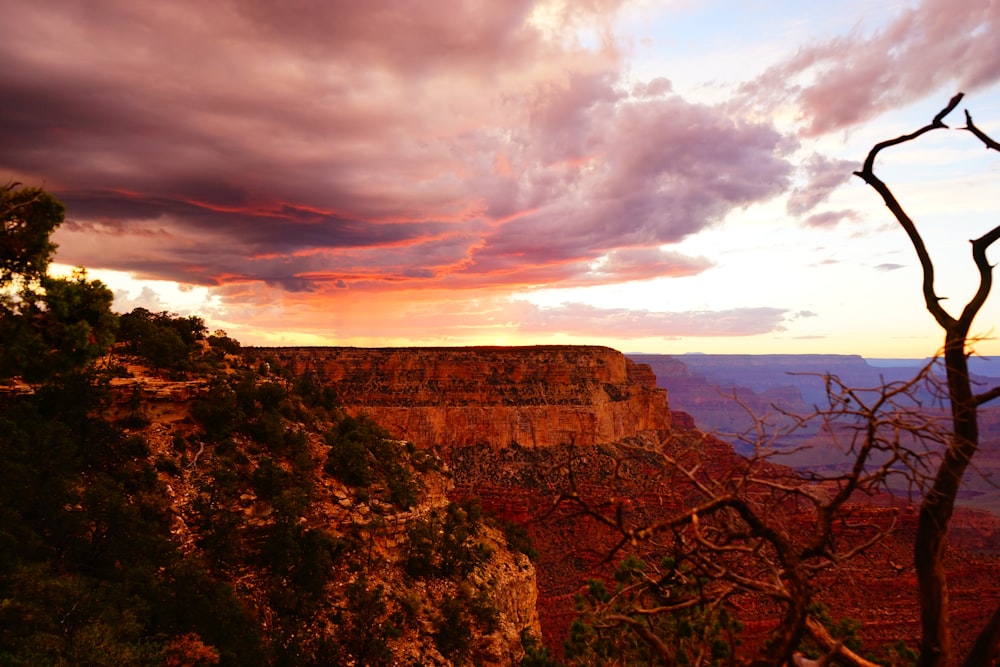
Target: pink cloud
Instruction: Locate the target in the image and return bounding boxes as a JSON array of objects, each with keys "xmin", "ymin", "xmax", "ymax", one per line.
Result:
[
  {"xmin": 787, "ymin": 154, "xmax": 858, "ymax": 217},
  {"xmin": 746, "ymin": 0, "xmax": 1000, "ymax": 136},
  {"xmin": 802, "ymin": 210, "xmax": 859, "ymax": 229},
  {"xmin": 632, "ymin": 77, "xmax": 673, "ymax": 98},
  {"xmin": 587, "ymin": 248, "xmax": 712, "ymax": 282},
  {"xmin": 2, "ymin": 1, "xmax": 796, "ymax": 302}
]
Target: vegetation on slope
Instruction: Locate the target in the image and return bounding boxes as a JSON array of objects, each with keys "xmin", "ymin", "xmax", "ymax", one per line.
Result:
[
  {"xmin": 0, "ymin": 328, "xmax": 536, "ymax": 665},
  {"xmin": 0, "ymin": 184, "xmax": 534, "ymax": 666}
]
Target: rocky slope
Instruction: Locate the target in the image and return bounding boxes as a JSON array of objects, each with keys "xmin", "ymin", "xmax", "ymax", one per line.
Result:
[{"xmin": 98, "ymin": 353, "xmax": 544, "ymax": 666}]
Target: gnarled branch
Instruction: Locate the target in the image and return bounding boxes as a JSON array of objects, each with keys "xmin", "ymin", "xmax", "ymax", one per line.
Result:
[{"xmin": 857, "ymin": 94, "xmax": 1000, "ymax": 667}]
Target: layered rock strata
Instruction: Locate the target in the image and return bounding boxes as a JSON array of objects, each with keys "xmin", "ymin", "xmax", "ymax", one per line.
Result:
[{"xmin": 253, "ymin": 346, "xmax": 671, "ymax": 450}]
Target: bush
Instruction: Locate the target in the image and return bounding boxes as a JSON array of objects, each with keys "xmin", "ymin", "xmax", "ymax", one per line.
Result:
[
  {"xmin": 433, "ymin": 584, "xmax": 500, "ymax": 663},
  {"xmin": 192, "ymin": 383, "xmax": 239, "ymax": 441},
  {"xmin": 501, "ymin": 520, "xmax": 540, "ymax": 561},
  {"xmin": 564, "ymin": 554, "xmax": 741, "ymax": 666},
  {"xmin": 323, "ymin": 414, "xmax": 421, "ymax": 508},
  {"xmin": 206, "ymin": 329, "xmax": 241, "ymax": 355},
  {"xmin": 293, "ymin": 373, "xmax": 337, "ymax": 410},
  {"xmin": 332, "ymin": 575, "xmax": 401, "ymax": 667},
  {"xmin": 117, "ymin": 308, "xmax": 207, "ymax": 371},
  {"xmin": 404, "ymin": 503, "xmax": 491, "ymax": 579}
]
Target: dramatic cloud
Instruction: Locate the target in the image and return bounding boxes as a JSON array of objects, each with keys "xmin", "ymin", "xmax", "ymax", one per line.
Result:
[
  {"xmin": 470, "ymin": 93, "xmax": 794, "ymax": 278},
  {"xmin": 0, "ymin": 0, "xmax": 793, "ymax": 302},
  {"xmin": 746, "ymin": 0, "xmax": 1000, "ymax": 136},
  {"xmin": 2, "ymin": 1, "xmax": 987, "ymax": 351}
]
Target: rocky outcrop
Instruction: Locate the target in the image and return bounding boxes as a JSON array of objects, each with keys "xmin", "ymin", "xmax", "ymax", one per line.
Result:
[
  {"xmin": 471, "ymin": 525, "xmax": 541, "ymax": 667},
  {"xmin": 107, "ymin": 376, "xmax": 209, "ymax": 423},
  {"xmin": 253, "ymin": 346, "xmax": 671, "ymax": 450}
]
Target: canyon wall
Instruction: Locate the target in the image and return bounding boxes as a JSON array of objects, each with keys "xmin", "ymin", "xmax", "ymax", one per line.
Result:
[
  {"xmin": 248, "ymin": 345, "xmax": 1000, "ymax": 659},
  {"xmin": 253, "ymin": 346, "xmax": 671, "ymax": 450}
]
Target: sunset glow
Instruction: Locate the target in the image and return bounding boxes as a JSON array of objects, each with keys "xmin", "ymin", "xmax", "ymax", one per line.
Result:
[{"xmin": 6, "ymin": 0, "xmax": 1000, "ymax": 356}]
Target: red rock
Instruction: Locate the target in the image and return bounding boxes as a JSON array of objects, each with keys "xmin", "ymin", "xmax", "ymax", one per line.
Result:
[{"xmin": 254, "ymin": 345, "xmax": 671, "ymax": 449}]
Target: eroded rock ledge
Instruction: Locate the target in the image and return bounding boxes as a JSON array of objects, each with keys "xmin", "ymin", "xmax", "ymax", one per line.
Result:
[{"xmin": 251, "ymin": 345, "xmax": 671, "ymax": 449}]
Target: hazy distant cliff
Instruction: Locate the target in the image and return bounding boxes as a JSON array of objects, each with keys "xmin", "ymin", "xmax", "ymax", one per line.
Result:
[{"xmin": 253, "ymin": 345, "xmax": 671, "ymax": 449}]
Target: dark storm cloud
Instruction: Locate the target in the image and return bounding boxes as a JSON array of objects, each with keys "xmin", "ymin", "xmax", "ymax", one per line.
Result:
[
  {"xmin": 0, "ymin": 0, "xmax": 798, "ymax": 295},
  {"xmin": 469, "ymin": 93, "xmax": 795, "ymax": 277},
  {"xmin": 57, "ymin": 190, "xmax": 455, "ymax": 252}
]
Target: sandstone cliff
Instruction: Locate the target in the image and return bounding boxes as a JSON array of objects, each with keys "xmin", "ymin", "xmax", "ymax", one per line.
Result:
[{"xmin": 253, "ymin": 346, "xmax": 671, "ymax": 450}]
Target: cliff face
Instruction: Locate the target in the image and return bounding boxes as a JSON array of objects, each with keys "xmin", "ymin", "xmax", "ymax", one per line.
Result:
[
  {"xmin": 246, "ymin": 345, "xmax": 681, "ymax": 654},
  {"xmin": 254, "ymin": 346, "xmax": 671, "ymax": 450}
]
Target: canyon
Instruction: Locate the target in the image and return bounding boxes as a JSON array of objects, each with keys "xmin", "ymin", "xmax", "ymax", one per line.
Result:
[
  {"xmin": 12, "ymin": 341, "xmax": 998, "ymax": 664},
  {"xmin": 636, "ymin": 353, "xmax": 1000, "ymax": 513},
  {"xmin": 249, "ymin": 345, "xmax": 1000, "ymax": 661}
]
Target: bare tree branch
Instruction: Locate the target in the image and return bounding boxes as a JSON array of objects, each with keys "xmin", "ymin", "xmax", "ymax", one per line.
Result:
[
  {"xmin": 856, "ymin": 94, "xmax": 1000, "ymax": 667},
  {"xmin": 854, "ymin": 93, "xmax": 964, "ymax": 331},
  {"xmin": 548, "ymin": 365, "xmax": 939, "ymax": 664},
  {"xmin": 974, "ymin": 385, "xmax": 1000, "ymax": 406},
  {"xmin": 804, "ymin": 616, "xmax": 882, "ymax": 667},
  {"xmin": 963, "ymin": 110, "xmax": 1000, "ymax": 152}
]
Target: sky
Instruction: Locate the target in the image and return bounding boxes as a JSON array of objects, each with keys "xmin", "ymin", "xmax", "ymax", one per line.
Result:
[{"xmin": 3, "ymin": 0, "xmax": 1000, "ymax": 357}]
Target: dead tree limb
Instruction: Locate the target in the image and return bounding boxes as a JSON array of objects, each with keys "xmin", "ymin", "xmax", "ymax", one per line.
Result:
[
  {"xmin": 856, "ymin": 93, "xmax": 1000, "ymax": 667},
  {"xmin": 551, "ymin": 368, "xmax": 941, "ymax": 665},
  {"xmin": 804, "ymin": 615, "xmax": 882, "ymax": 667}
]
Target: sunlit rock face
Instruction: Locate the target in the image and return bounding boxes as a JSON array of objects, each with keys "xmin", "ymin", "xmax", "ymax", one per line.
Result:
[{"xmin": 253, "ymin": 345, "xmax": 672, "ymax": 450}]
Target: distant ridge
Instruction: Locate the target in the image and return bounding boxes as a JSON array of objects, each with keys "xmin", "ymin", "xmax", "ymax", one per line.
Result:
[
  {"xmin": 627, "ymin": 352, "xmax": 1000, "ymax": 514},
  {"xmin": 646, "ymin": 353, "xmax": 1000, "ymax": 377}
]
